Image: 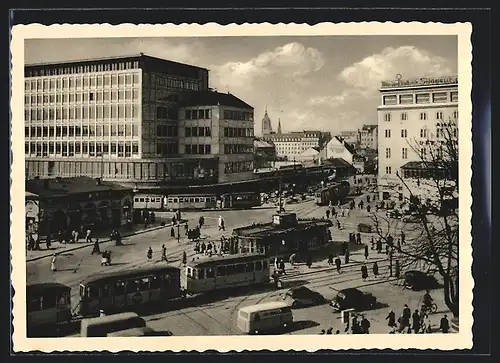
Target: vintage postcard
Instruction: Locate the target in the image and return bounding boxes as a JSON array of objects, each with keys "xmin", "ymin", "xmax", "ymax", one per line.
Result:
[{"xmin": 11, "ymin": 22, "xmax": 473, "ymax": 352}]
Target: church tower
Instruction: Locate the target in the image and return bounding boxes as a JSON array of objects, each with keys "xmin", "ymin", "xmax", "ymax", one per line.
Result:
[
  {"xmin": 277, "ymin": 118, "xmax": 282, "ymax": 134},
  {"xmin": 261, "ymin": 108, "xmax": 273, "ymax": 136}
]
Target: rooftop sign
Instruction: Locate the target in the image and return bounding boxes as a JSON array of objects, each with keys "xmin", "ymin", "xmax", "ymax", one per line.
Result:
[{"xmin": 381, "ymin": 75, "xmax": 458, "ymax": 89}]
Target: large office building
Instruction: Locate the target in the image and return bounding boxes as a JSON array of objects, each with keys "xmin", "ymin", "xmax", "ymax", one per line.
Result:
[
  {"xmin": 24, "ymin": 54, "xmax": 254, "ymax": 187},
  {"xmin": 359, "ymin": 124, "xmax": 378, "ymax": 150},
  {"xmin": 264, "ymin": 130, "xmax": 329, "ymax": 161},
  {"xmin": 377, "ymin": 75, "xmax": 458, "ymax": 200}
]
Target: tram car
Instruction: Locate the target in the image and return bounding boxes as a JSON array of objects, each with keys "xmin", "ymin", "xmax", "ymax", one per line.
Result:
[
  {"xmin": 219, "ymin": 192, "xmax": 261, "ymax": 209},
  {"xmin": 133, "ymin": 194, "xmax": 164, "ymax": 210},
  {"xmin": 180, "ymin": 253, "xmax": 270, "ymax": 294},
  {"xmin": 78, "ymin": 266, "xmax": 181, "ymax": 317},
  {"xmin": 164, "ymin": 194, "xmax": 218, "ymax": 211},
  {"xmin": 315, "ymin": 181, "xmax": 350, "ymax": 206},
  {"xmin": 27, "ymin": 282, "xmax": 72, "ymax": 334}
]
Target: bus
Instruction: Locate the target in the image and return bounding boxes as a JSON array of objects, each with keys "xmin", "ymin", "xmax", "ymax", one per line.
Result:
[
  {"xmin": 78, "ymin": 266, "xmax": 181, "ymax": 317},
  {"xmin": 180, "ymin": 253, "xmax": 270, "ymax": 295},
  {"xmin": 237, "ymin": 301, "xmax": 293, "ymax": 334},
  {"xmin": 27, "ymin": 282, "xmax": 72, "ymax": 334},
  {"xmin": 219, "ymin": 192, "xmax": 261, "ymax": 209}
]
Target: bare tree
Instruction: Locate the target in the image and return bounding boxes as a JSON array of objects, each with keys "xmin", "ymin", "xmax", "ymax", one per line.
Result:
[{"xmin": 370, "ymin": 117, "xmax": 459, "ymax": 317}]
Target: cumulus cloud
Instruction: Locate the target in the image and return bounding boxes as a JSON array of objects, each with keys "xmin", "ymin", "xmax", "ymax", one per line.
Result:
[
  {"xmin": 214, "ymin": 42, "xmax": 324, "ymax": 88},
  {"xmin": 308, "ymin": 90, "xmax": 356, "ymax": 107},
  {"xmin": 338, "ymin": 45, "xmax": 454, "ymax": 95}
]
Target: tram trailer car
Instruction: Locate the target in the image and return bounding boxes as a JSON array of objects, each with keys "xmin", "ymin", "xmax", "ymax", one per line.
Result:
[
  {"xmin": 164, "ymin": 194, "xmax": 217, "ymax": 211},
  {"xmin": 315, "ymin": 182, "xmax": 350, "ymax": 206},
  {"xmin": 133, "ymin": 194, "xmax": 164, "ymax": 210},
  {"xmin": 78, "ymin": 266, "xmax": 181, "ymax": 317},
  {"xmin": 219, "ymin": 192, "xmax": 261, "ymax": 209},
  {"xmin": 27, "ymin": 283, "xmax": 72, "ymax": 334}
]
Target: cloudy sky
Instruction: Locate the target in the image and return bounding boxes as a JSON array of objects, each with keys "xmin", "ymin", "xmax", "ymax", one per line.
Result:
[{"xmin": 25, "ymin": 36, "xmax": 457, "ymax": 135}]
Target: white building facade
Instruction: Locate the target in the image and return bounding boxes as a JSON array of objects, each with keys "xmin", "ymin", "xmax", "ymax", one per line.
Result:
[
  {"xmin": 319, "ymin": 136, "xmax": 354, "ymax": 164},
  {"xmin": 377, "ymin": 75, "xmax": 458, "ymax": 200}
]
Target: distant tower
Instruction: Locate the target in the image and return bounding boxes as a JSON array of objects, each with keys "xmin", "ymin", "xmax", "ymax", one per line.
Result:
[
  {"xmin": 261, "ymin": 107, "xmax": 273, "ymax": 135},
  {"xmin": 277, "ymin": 118, "xmax": 282, "ymax": 134}
]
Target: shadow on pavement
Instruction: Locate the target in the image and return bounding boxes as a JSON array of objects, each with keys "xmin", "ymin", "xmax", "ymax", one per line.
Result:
[{"xmin": 287, "ymin": 320, "xmax": 321, "ymax": 333}]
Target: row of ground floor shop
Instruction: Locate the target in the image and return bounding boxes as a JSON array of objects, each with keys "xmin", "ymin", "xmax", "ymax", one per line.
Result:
[{"xmin": 25, "ymin": 197, "xmax": 134, "ymax": 238}]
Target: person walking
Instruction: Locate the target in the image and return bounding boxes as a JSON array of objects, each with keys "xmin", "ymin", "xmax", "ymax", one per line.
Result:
[
  {"xmin": 360, "ymin": 316, "xmax": 371, "ymax": 334},
  {"xmin": 199, "ymin": 216, "xmax": 205, "ymax": 229},
  {"xmin": 399, "ymin": 304, "xmax": 411, "ymax": 333},
  {"xmin": 327, "ymin": 252, "xmax": 334, "ymax": 265},
  {"xmin": 147, "ymin": 247, "xmax": 153, "ymax": 261},
  {"xmin": 386, "ymin": 310, "xmax": 397, "ymax": 328},
  {"xmin": 171, "ymin": 226, "xmax": 175, "ymax": 238},
  {"xmin": 326, "ymin": 209, "xmax": 330, "ymax": 219},
  {"xmin": 85, "ymin": 228, "xmax": 92, "ymax": 243},
  {"xmin": 289, "ymin": 252, "xmax": 296, "ymax": 267},
  {"xmin": 50, "ymin": 253, "xmax": 58, "ymax": 272},
  {"xmin": 326, "ymin": 327, "xmax": 333, "ymax": 335},
  {"xmin": 422, "ymin": 313, "xmax": 432, "ymax": 333},
  {"xmin": 401, "ymin": 231, "xmax": 406, "ymax": 245},
  {"xmin": 184, "ymin": 223, "xmax": 189, "ymax": 236},
  {"xmin": 364, "ymin": 244, "xmax": 369, "ymax": 260},
  {"xmin": 412, "ymin": 310, "xmax": 421, "ymax": 333},
  {"xmin": 335, "ymin": 255, "xmax": 342, "ymax": 273},
  {"xmin": 372, "ymin": 261, "xmax": 379, "ymax": 277},
  {"xmin": 306, "ymin": 252, "xmax": 313, "ymax": 268},
  {"xmin": 356, "ymin": 232, "xmax": 362, "ymax": 245},
  {"xmin": 279, "ymin": 259, "xmax": 286, "ymax": 275},
  {"xmin": 91, "ymin": 238, "xmax": 101, "ymax": 255},
  {"xmin": 440, "ymin": 315, "xmax": 450, "ymax": 333},
  {"xmin": 361, "ymin": 264, "xmax": 368, "ymax": 281},
  {"xmin": 336, "ymin": 219, "xmax": 341, "ymax": 230},
  {"xmin": 161, "ymin": 244, "xmax": 168, "ymax": 262},
  {"xmin": 344, "ymin": 248, "xmax": 350, "ymax": 264}
]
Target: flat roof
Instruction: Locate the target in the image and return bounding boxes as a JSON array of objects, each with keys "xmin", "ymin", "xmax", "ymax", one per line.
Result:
[
  {"xmin": 25, "ymin": 53, "xmax": 209, "ymax": 71},
  {"xmin": 233, "ymin": 218, "xmax": 333, "ymax": 238},
  {"xmin": 188, "ymin": 253, "xmax": 267, "ymax": 268},
  {"xmin": 239, "ymin": 301, "xmax": 290, "ymax": 314}
]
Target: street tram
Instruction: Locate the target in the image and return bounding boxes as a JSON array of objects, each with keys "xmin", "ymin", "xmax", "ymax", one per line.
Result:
[
  {"xmin": 163, "ymin": 194, "xmax": 218, "ymax": 211},
  {"xmin": 180, "ymin": 254, "xmax": 270, "ymax": 295},
  {"xmin": 315, "ymin": 181, "xmax": 350, "ymax": 206},
  {"xmin": 27, "ymin": 282, "xmax": 72, "ymax": 333},
  {"xmin": 219, "ymin": 192, "xmax": 261, "ymax": 209},
  {"xmin": 78, "ymin": 266, "xmax": 181, "ymax": 317}
]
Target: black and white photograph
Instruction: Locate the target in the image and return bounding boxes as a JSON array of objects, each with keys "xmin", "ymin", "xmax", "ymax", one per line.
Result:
[{"xmin": 11, "ymin": 22, "xmax": 473, "ymax": 352}]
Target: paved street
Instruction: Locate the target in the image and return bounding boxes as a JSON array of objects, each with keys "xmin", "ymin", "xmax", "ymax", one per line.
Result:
[{"xmin": 27, "ymin": 186, "xmax": 453, "ymax": 336}]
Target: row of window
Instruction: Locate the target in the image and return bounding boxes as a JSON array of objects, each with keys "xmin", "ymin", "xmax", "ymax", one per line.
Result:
[
  {"xmin": 187, "ymin": 259, "xmax": 268, "ymax": 279},
  {"xmin": 223, "ymin": 144, "xmax": 254, "ymax": 154},
  {"xmin": 145, "ymin": 73, "xmax": 202, "ymax": 91},
  {"xmin": 223, "ymin": 127, "xmax": 254, "ymax": 138},
  {"xmin": 224, "ymin": 160, "xmax": 254, "ymax": 174},
  {"xmin": 383, "ymin": 91, "xmax": 458, "ymax": 106},
  {"xmin": 25, "ymin": 124, "xmax": 140, "ymax": 138},
  {"xmin": 25, "ymin": 89, "xmax": 141, "ymax": 106},
  {"xmin": 25, "ymin": 74, "xmax": 140, "ymax": 93},
  {"xmin": 155, "ymin": 125, "xmax": 178, "ymax": 137},
  {"xmin": 25, "ymin": 141, "xmax": 139, "ymax": 157},
  {"xmin": 28, "ymin": 293, "xmax": 69, "ymax": 312},
  {"xmin": 26, "ymin": 61, "xmax": 141, "ymax": 78},
  {"xmin": 185, "ymin": 126, "xmax": 212, "ymax": 137},
  {"xmin": 184, "ymin": 109, "xmax": 212, "ymax": 120},
  {"xmin": 222, "ymin": 110, "xmax": 253, "ymax": 121},
  {"xmin": 383, "ymin": 110, "xmax": 459, "ymax": 122},
  {"xmin": 383, "ymin": 127, "xmax": 458, "ymax": 139},
  {"xmin": 184, "ymin": 144, "xmax": 212, "ymax": 155},
  {"xmin": 156, "ymin": 106, "xmax": 178, "ymax": 120},
  {"xmin": 25, "ymin": 104, "xmax": 141, "ymax": 122},
  {"xmin": 385, "ymin": 147, "xmax": 409, "ymax": 159},
  {"xmin": 156, "ymin": 142, "xmax": 178, "ymax": 156},
  {"xmin": 166, "ymin": 196, "xmax": 217, "ymax": 204}
]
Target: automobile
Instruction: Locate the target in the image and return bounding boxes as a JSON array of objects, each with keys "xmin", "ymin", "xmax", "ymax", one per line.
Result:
[
  {"xmin": 281, "ymin": 286, "xmax": 326, "ymax": 308},
  {"xmin": 287, "ymin": 196, "xmax": 299, "ymax": 204},
  {"xmin": 387, "ymin": 209, "xmax": 402, "ymax": 219},
  {"xmin": 329, "ymin": 288, "xmax": 377, "ymax": 312},
  {"xmin": 403, "ymin": 270, "xmax": 440, "ymax": 291}
]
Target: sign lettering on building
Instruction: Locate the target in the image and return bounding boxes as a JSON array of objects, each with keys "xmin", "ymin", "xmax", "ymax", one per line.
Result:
[{"xmin": 381, "ymin": 76, "xmax": 458, "ymax": 89}]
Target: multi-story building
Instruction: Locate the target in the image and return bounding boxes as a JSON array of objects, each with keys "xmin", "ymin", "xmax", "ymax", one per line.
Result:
[
  {"xmin": 23, "ymin": 54, "xmax": 254, "ymax": 186},
  {"xmin": 377, "ymin": 75, "xmax": 458, "ymax": 200},
  {"xmin": 264, "ymin": 130, "xmax": 326, "ymax": 161},
  {"xmin": 359, "ymin": 124, "xmax": 378, "ymax": 150},
  {"xmin": 338, "ymin": 130, "xmax": 360, "ymax": 149},
  {"xmin": 178, "ymin": 91, "xmax": 255, "ymax": 183}
]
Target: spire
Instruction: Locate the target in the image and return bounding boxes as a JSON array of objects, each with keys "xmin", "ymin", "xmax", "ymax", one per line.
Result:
[
  {"xmin": 261, "ymin": 109, "xmax": 272, "ymax": 136},
  {"xmin": 277, "ymin": 118, "xmax": 282, "ymax": 134}
]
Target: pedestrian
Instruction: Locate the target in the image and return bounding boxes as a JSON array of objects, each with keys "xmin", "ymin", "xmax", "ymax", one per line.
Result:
[
  {"xmin": 360, "ymin": 316, "xmax": 371, "ymax": 334},
  {"xmin": 319, "ymin": 329, "xmax": 326, "ymax": 335},
  {"xmin": 328, "ymin": 252, "xmax": 334, "ymax": 265},
  {"xmin": 306, "ymin": 252, "xmax": 313, "ymax": 268},
  {"xmin": 331, "ymin": 206, "xmax": 336, "ymax": 217},
  {"xmin": 399, "ymin": 304, "xmax": 411, "ymax": 333},
  {"xmin": 385, "ymin": 243, "xmax": 390, "ymax": 255},
  {"xmin": 171, "ymin": 226, "xmax": 175, "ymax": 238},
  {"xmin": 335, "ymin": 255, "xmax": 342, "ymax": 273},
  {"xmin": 50, "ymin": 253, "xmax": 58, "ymax": 272},
  {"xmin": 376, "ymin": 239, "xmax": 382, "ymax": 253},
  {"xmin": 326, "ymin": 327, "xmax": 333, "ymax": 335},
  {"xmin": 372, "ymin": 261, "xmax": 379, "ymax": 276},
  {"xmin": 279, "ymin": 259, "xmax": 286, "ymax": 275},
  {"xmin": 361, "ymin": 264, "xmax": 368, "ymax": 281},
  {"xmin": 440, "ymin": 314, "xmax": 450, "ymax": 333},
  {"xmin": 201, "ymin": 241, "xmax": 206, "ymax": 254},
  {"xmin": 366, "ymin": 205, "xmax": 371, "ymax": 213},
  {"xmin": 401, "ymin": 231, "xmax": 406, "ymax": 245},
  {"xmin": 351, "ymin": 315, "xmax": 360, "ymax": 334},
  {"xmin": 336, "ymin": 219, "xmax": 341, "ymax": 230},
  {"xmin": 364, "ymin": 244, "xmax": 369, "ymax": 260},
  {"xmin": 386, "ymin": 310, "xmax": 396, "ymax": 328},
  {"xmin": 326, "ymin": 209, "xmax": 330, "ymax": 219},
  {"xmin": 147, "ymin": 247, "xmax": 153, "ymax": 261},
  {"xmin": 199, "ymin": 216, "xmax": 204, "ymax": 229},
  {"xmin": 184, "ymin": 223, "xmax": 189, "ymax": 236},
  {"xmin": 344, "ymin": 249, "xmax": 350, "ymax": 264},
  {"xmin": 34, "ymin": 236, "xmax": 40, "ymax": 250},
  {"xmin": 397, "ymin": 238, "xmax": 401, "ymax": 249},
  {"xmin": 412, "ymin": 310, "xmax": 421, "ymax": 333},
  {"xmin": 422, "ymin": 313, "xmax": 432, "ymax": 333},
  {"xmin": 85, "ymin": 228, "xmax": 92, "ymax": 243},
  {"xmin": 91, "ymin": 238, "xmax": 101, "ymax": 255},
  {"xmin": 289, "ymin": 252, "xmax": 296, "ymax": 266},
  {"xmin": 46, "ymin": 235, "xmax": 51, "ymax": 250},
  {"xmin": 172, "ymin": 215, "xmax": 177, "ymax": 225},
  {"xmin": 99, "ymin": 309, "xmax": 106, "ymax": 317},
  {"xmin": 356, "ymin": 232, "xmax": 361, "ymax": 245},
  {"xmin": 367, "ymin": 195, "xmax": 370, "ymax": 203},
  {"xmin": 150, "ymin": 211, "xmax": 156, "ymax": 224},
  {"xmin": 182, "ymin": 251, "xmax": 187, "ymax": 265},
  {"xmin": 218, "ymin": 215, "xmax": 225, "ymax": 231},
  {"xmin": 335, "ymin": 330, "xmax": 340, "ymax": 335},
  {"xmin": 161, "ymin": 244, "xmax": 168, "ymax": 262}
]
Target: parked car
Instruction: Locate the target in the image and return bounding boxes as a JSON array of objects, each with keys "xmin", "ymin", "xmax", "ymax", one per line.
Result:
[
  {"xmin": 403, "ymin": 270, "xmax": 439, "ymax": 291},
  {"xmin": 281, "ymin": 286, "xmax": 326, "ymax": 308},
  {"xmin": 330, "ymin": 288, "xmax": 377, "ymax": 312},
  {"xmin": 387, "ymin": 209, "xmax": 402, "ymax": 219}
]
